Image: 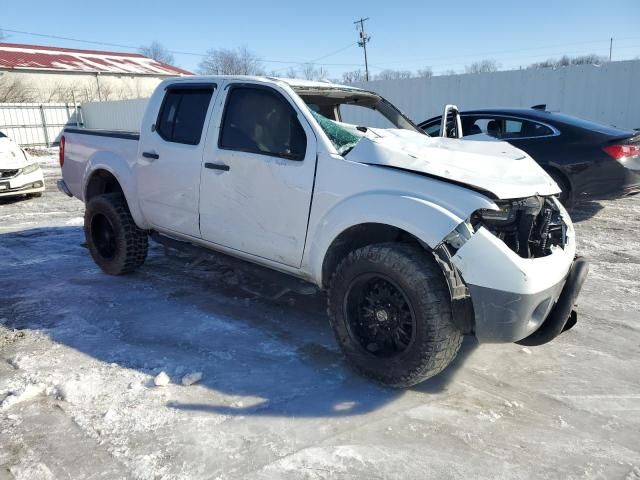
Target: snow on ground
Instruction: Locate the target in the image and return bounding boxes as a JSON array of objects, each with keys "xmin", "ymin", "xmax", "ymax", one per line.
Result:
[{"xmin": 1, "ymin": 151, "xmax": 639, "ymax": 479}]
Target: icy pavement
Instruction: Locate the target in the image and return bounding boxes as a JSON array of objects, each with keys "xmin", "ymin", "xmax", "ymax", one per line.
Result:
[{"xmin": 1, "ymin": 152, "xmax": 639, "ymax": 479}]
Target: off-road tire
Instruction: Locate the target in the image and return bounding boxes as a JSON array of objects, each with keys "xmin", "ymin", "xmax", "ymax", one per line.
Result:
[
  {"xmin": 327, "ymin": 243, "xmax": 462, "ymax": 388},
  {"xmin": 84, "ymin": 193, "xmax": 148, "ymax": 275}
]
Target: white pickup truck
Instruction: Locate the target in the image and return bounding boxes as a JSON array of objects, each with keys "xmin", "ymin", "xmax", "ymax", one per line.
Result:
[{"xmin": 58, "ymin": 76, "xmax": 588, "ymax": 387}]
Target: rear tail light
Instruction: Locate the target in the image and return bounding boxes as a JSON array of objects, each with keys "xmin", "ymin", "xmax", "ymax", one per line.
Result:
[
  {"xmin": 603, "ymin": 144, "xmax": 640, "ymax": 161},
  {"xmin": 59, "ymin": 136, "xmax": 65, "ymax": 168}
]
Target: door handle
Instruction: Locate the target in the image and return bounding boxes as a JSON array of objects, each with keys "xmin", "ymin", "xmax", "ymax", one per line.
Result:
[
  {"xmin": 204, "ymin": 162, "xmax": 230, "ymax": 171},
  {"xmin": 142, "ymin": 152, "xmax": 159, "ymax": 160}
]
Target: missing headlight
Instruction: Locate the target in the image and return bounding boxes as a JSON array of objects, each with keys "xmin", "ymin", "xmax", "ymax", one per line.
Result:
[{"xmin": 472, "ymin": 196, "xmax": 566, "ymax": 259}]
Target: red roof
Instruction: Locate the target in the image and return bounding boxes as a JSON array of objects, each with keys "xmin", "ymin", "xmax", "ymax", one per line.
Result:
[{"xmin": 0, "ymin": 42, "xmax": 192, "ymax": 76}]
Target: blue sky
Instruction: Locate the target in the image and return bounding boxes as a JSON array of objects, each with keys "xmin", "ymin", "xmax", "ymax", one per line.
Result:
[{"xmin": 2, "ymin": 0, "xmax": 639, "ymax": 77}]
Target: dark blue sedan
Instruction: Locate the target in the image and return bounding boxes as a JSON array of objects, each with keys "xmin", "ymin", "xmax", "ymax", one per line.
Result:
[{"xmin": 419, "ymin": 107, "xmax": 640, "ymax": 206}]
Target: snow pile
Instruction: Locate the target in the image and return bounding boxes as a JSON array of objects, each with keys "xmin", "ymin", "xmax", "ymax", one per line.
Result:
[
  {"xmin": 181, "ymin": 371, "xmax": 203, "ymax": 386},
  {"xmin": 1, "ymin": 383, "xmax": 47, "ymax": 410},
  {"xmin": 153, "ymin": 371, "xmax": 170, "ymax": 387}
]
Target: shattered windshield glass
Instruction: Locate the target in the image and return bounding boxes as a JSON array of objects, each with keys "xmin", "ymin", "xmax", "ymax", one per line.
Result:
[{"xmin": 309, "ymin": 110, "xmax": 362, "ymax": 156}]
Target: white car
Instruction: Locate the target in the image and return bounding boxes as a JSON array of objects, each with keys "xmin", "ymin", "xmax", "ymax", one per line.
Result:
[
  {"xmin": 0, "ymin": 131, "xmax": 45, "ymax": 198},
  {"xmin": 58, "ymin": 76, "xmax": 588, "ymax": 387}
]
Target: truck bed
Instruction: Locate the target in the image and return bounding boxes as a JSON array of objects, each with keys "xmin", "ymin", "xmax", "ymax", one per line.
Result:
[
  {"xmin": 62, "ymin": 128, "xmax": 140, "ymax": 201},
  {"xmin": 64, "ymin": 128, "xmax": 140, "ymax": 141}
]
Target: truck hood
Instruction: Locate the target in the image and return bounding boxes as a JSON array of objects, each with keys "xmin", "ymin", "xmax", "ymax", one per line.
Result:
[
  {"xmin": 345, "ymin": 129, "xmax": 560, "ymax": 199},
  {"xmin": 0, "ymin": 137, "xmax": 29, "ymax": 169}
]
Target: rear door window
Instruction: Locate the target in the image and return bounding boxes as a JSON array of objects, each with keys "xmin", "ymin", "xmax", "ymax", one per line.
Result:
[{"xmin": 156, "ymin": 86, "xmax": 215, "ymax": 145}]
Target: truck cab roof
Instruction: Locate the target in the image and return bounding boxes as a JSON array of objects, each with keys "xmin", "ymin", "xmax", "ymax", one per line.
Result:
[{"xmin": 159, "ymin": 75, "xmax": 364, "ymax": 93}]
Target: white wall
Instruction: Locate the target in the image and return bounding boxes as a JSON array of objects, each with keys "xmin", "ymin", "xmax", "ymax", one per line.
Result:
[
  {"xmin": 0, "ymin": 70, "xmax": 168, "ymax": 103},
  {"xmin": 81, "ymin": 98, "xmax": 149, "ymax": 131},
  {"xmin": 345, "ymin": 60, "xmax": 640, "ymax": 131}
]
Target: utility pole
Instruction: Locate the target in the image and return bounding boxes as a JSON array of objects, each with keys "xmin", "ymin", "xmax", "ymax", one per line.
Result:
[
  {"xmin": 354, "ymin": 17, "xmax": 371, "ymax": 81},
  {"xmin": 609, "ymin": 37, "xmax": 613, "ymax": 62}
]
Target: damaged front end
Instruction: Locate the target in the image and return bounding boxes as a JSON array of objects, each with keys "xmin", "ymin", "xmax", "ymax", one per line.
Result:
[
  {"xmin": 471, "ymin": 195, "xmax": 567, "ymax": 259},
  {"xmin": 434, "ymin": 195, "xmax": 587, "ymax": 345}
]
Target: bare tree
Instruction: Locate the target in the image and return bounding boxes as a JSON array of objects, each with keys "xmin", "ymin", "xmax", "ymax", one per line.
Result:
[
  {"xmin": 301, "ymin": 63, "xmax": 328, "ymax": 81},
  {"xmin": 570, "ymin": 54, "xmax": 606, "ymax": 65},
  {"xmin": 527, "ymin": 59, "xmax": 556, "ymax": 70},
  {"xmin": 528, "ymin": 53, "xmax": 606, "ymax": 70},
  {"xmin": 198, "ymin": 46, "xmax": 264, "ymax": 75},
  {"xmin": 375, "ymin": 69, "xmax": 414, "ymax": 81},
  {"xmin": 139, "ymin": 41, "xmax": 175, "ymax": 65},
  {"xmin": 416, "ymin": 67, "xmax": 433, "ymax": 78},
  {"xmin": 341, "ymin": 70, "xmax": 366, "ymax": 83},
  {"xmin": 465, "ymin": 60, "xmax": 499, "ymax": 73},
  {"xmin": 465, "ymin": 60, "xmax": 499, "ymax": 74},
  {"xmin": 0, "ymin": 76, "xmax": 38, "ymax": 102},
  {"xmin": 282, "ymin": 67, "xmax": 299, "ymax": 78}
]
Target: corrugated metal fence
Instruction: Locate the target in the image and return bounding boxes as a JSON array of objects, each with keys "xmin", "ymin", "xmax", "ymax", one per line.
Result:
[
  {"xmin": 0, "ymin": 103, "xmax": 82, "ymax": 147},
  {"xmin": 349, "ymin": 60, "xmax": 640, "ymax": 131},
  {"xmin": 4, "ymin": 60, "xmax": 638, "ymax": 147}
]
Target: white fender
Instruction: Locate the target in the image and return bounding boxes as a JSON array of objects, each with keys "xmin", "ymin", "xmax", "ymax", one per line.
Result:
[
  {"xmin": 303, "ymin": 191, "xmax": 491, "ymax": 286},
  {"xmin": 83, "ymin": 150, "xmax": 150, "ymax": 230}
]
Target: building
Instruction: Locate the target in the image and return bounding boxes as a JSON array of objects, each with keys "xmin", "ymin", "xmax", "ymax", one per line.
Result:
[{"xmin": 0, "ymin": 42, "xmax": 192, "ymax": 103}]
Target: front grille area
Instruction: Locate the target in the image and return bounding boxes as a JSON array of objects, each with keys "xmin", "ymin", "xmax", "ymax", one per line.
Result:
[
  {"xmin": 471, "ymin": 196, "xmax": 567, "ymax": 259},
  {"xmin": 0, "ymin": 169, "xmax": 20, "ymax": 179}
]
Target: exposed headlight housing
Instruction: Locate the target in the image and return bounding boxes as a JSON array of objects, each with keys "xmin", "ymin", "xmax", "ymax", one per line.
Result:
[
  {"xmin": 472, "ymin": 196, "xmax": 566, "ymax": 259},
  {"xmin": 21, "ymin": 162, "xmax": 41, "ymax": 175}
]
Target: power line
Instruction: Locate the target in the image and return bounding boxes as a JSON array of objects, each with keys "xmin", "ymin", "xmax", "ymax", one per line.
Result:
[
  {"xmin": 271, "ymin": 42, "xmax": 357, "ymax": 73},
  {"xmin": 371, "ymin": 37, "xmax": 640, "ymax": 68},
  {"xmin": 0, "ymin": 28, "xmax": 362, "ymax": 67},
  {"xmin": 367, "ymin": 44, "xmax": 640, "ymax": 75}
]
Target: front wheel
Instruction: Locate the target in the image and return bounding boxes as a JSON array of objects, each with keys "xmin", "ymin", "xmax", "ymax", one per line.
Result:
[
  {"xmin": 327, "ymin": 243, "xmax": 462, "ymax": 388},
  {"xmin": 84, "ymin": 193, "xmax": 148, "ymax": 275}
]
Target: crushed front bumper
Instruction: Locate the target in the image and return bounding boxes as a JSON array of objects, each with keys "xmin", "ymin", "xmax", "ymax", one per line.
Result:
[
  {"xmin": 449, "ymin": 200, "xmax": 586, "ymax": 344},
  {"xmin": 516, "ymin": 257, "xmax": 588, "ymax": 346},
  {"xmin": 464, "ymin": 256, "xmax": 588, "ymax": 343}
]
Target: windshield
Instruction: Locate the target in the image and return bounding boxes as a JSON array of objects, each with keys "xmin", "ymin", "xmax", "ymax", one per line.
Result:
[
  {"xmin": 309, "ymin": 110, "xmax": 362, "ymax": 155},
  {"xmin": 294, "ymin": 85, "xmax": 423, "ymax": 155}
]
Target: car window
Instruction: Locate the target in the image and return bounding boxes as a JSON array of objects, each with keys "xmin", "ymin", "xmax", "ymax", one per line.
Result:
[
  {"xmin": 0, "ymin": 131, "xmax": 6, "ymax": 138},
  {"xmin": 219, "ymin": 86, "xmax": 307, "ymax": 161},
  {"xmin": 423, "ymin": 122, "xmax": 441, "ymax": 137},
  {"xmin": 156, "ymin": 87, "xmax": 214, "ymax": 145},
  {"xmin": 462, "ymin": 116, "xmax": 553, "ymax": 139},
  {"xmin": 502, "ymin": 119, "xmax": 553, "ymax": 139}
]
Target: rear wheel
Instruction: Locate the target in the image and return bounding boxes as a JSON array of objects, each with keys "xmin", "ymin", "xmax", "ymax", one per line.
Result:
[
  {"xmin": 84, "ymin": 193, "xmax": 148, "ymax": 275},
  {"xmin": 327, "ymin": 243, "xmax": 462, "ymax": 388}
]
